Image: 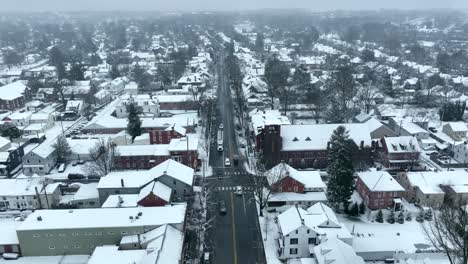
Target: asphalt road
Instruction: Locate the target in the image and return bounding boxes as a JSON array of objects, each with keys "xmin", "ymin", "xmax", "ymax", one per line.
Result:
[{"xmin": 204, "ymin": 47, "xmax": 266, "ymax": 264}]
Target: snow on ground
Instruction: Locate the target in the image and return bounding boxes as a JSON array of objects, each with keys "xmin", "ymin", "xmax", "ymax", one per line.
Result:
[
  {"xmin": 337, "ymin": 213, "xmax": 433, "ymax": 255},
  {"xmin": 0, "ymin": 255, "xmax": 89, "ymax": 264},
  {"xmin": 258, "ymin": 206, "xmax": 282, "ymax": 264}
]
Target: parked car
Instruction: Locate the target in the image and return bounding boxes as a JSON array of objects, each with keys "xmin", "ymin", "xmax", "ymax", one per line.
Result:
[
  {"xmin": 87, "ymin": 175, "xmax": 101, "ymax": 180},
  {"xmin": 224, "ymin": 158, "xmax": 231, "ymax": 167},
  {"xmin": 68, "ymin": 173, "xmax": 85, "ymax": 180},
  {"xmin": 58, "ymin": 163, "xmax": 67, "ymax": 173}
]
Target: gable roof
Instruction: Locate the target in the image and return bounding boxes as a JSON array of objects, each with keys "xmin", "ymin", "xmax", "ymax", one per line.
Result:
[
  {"xmin": 138, "ymin": 181, "xmax": 172, "ymax": 203},
  {"xmin": 0, "ymin": 81, "xmax": 29, "ymax": 100},
  {"xmin": 357, "ymin": 170, "xmax": 405, "ymax": 192},
  {"xmin": 313, "ymin": 238, "xmax": 365, "ymax": 264},
  {"xmin": 267, "ymin": 162, "xmax": 325, "ymax": 189}
]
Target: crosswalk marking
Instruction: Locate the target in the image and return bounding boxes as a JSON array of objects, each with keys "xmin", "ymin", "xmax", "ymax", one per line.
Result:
[{"xmin": 213, "ymin": 186, "xmax": 254, "ymax": 192}]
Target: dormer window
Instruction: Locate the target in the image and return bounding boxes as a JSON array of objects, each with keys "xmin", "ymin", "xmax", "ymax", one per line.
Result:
[
  {"xmin": 293, "ymin": 137, "xmax": 299, "ymax": 142},
  {"xmin": 305, "ymin": 137, "xmax": 311, "ymax": 141}
]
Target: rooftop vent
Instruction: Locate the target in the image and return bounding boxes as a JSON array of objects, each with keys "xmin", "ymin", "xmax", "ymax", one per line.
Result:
[
  {"xmin": 137, "ymin": 212, "xmax": 143, "ymax": 217},
  {"xmin": 37, "ymin": 216, "xmax": 42, "ymax": 221}
]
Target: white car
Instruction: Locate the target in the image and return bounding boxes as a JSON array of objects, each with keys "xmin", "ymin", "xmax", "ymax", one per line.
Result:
[
  {"xmin": 235, "ymin": 186, "xmax": 243, "ymax": 196},
  {"xmin": 224, "ymin": 158, "xmax": 231, "ymax": 167}
]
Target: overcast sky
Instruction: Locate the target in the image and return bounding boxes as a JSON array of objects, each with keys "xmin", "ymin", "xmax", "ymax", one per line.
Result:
[{"xmin": 2, "ymin": 0, "xmax": 468, "ymax": 12}]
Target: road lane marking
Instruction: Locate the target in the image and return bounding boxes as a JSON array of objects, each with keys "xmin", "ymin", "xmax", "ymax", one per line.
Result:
[{"xmin": 230, "ymin": 192, "xmax": 238, "ymax": 264}]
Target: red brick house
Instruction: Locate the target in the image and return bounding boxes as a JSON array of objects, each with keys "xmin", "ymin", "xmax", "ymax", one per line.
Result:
[
  {"xmin": 381, "ymin": 136, "xmax": 421, "ymax": 171},
  {"xmin": 137, "ymin": 181, "xmax": 172, "ymax": 207},
  {"xmin": 149, "ymin": 125, "xmax": 186, "ymax": 144},
  {"xmin": 356, "ymin": 170, "xmax": 405, "ymax": 210},
  {"xmin": 268, "ymin": 163, "xmax": 325, "ymax": 193},
  {"xmin": 0, "ymin": 81, "xmax": 31, "ymax": 110},
  {"xmin": 114, "ymin": 137, "xmax": 199, "ymax": 170}
]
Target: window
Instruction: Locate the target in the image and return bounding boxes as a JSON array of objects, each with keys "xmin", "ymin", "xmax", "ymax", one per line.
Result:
[
  {"xmin": 306, "ymin": 230, "xmax": 310, "ymax": 234},
  {"xmin": 85, "ymin": 232, "xmax": 93, "ymax": 236},
  {"xmin": 73, "ymin": 245, "xmax": 80, "ymax": 249},
  {"xmin": 89, "ymin": 201, "xmax": 95, "ymax": 206},
  {"xmin": 293, "ymin": 186, "xmax": 298, "ymax": 192},
  {"xmin": 121, "ymin": 231, "xmax": 128, "ymax": 235},
  {"xmin": 108, "ymin": 231, "xmax": 115, "ymax": 235},
  {"xmin": 33, "ymin": 234, "xmax": 40, "ymax": 238},
  {"xmin": 72, "ymin": 232, "xmax": 79, "ymax": 236},
  {"xmin": 49, "ymin": 246, "xmax": 55, "ymax": 250},
  {"xmin": 173, "ymin": 180, "xmax": 176, "ymax": 185},
  {"xmin": 308, "ymin": 237, "xmax": 316, "ymax": 244},
  {"xmin": 95, "ymin": 232, "xmax": 102, "ymax": 236},
  {"xmin": 290, "ymin": 238, "xmax": 298, "ymax": 244},
  {"xmin": 59, "ymin": 233, "xmax": 65, "ymax": 237},
  {"xmin": 290, "ymin": 248, "xmax": 298, "ymax": 255},
  {"xmin": 295, "ymin": 230, "xmax": 298, "ymax": 234}
]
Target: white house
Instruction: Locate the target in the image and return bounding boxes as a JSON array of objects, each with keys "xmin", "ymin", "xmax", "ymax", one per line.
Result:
[
  {"xmin": 0, "ymin": 177, "xmax": 61, "ymax": 210},
  {"xmin": 312, "ymin": 237, "xmax": 365, "ymax": 264},
  {"xmin": 124, "ymin": 82, "xmax": 139, "ymax": 95},
  {"xmin": 277, "ymin": 203, "xmax": 352, "ymax": 259},
  {"xmin": 22, "ymin": 143, "xmax": 56, "ymax": 175},
  {"xmin": 442, "ymin": 122, "xmax": 468, "ymax": 141},
  {"xmin": 115, "ymin": 95, "xmax": 160, "ymax": 118}
]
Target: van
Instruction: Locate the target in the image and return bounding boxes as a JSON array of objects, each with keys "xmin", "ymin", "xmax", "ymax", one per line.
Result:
[
  {"xmin": 203, "ymin": 252, "xmax": 210, "ymax": 263},
  {"xmin": 2, "ymin": 253, "xmax": 19, "ymax": 260}
]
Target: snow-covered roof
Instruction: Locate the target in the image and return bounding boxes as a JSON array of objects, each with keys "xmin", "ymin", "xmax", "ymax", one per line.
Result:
[
  {"xmin": 31, "ymin": 142, "xmax": 56, "ymax": 158},
  {"xmin": 168, "ymin": 137, "xmax": 198, "ymax": 152},
  {"xmin": 138, "ymin": 181, "xmax": 172, "ymax": 202},
  {"xmin": 444, "ymin": 121, "xmax": 468, "ymax": 132},
  {"xmin": 269, "ymin": 192, "xmax": 327, "ymax": 203},
  {"xmin": 17, "ymin": 204, "xmax": 186, "ymax": 231},
  {"xmin": 406, "ymin": 170, "xmax": 468, "ymax": 195},
  {"xmin": 101, "ymin": 194, "xmax": 139, "ymax": 208},
  {"xmin": 71, "ymin": 183, "xmax": 99, "ymax": 201},
  {"xmin": 98, "ymin": 159, "xmax": 194, "ymax": 189},
  {"xmin": 89, "ymin": 246, "xmax": 146, "ymax": 264},
  {"xmin": 0, "ymin": 221, "xmax": 20, "ymax": 245},
  {"xmin": 250, "ymin": 110, "xmax": 291, "ymax": 136},
  {"xmin": 0, "ymin": 177, "xmax": 57, "ymax": 197},
  {"xmin": 267, "ymin": 163, "xmax": 325, "ymax": 189},
  {"xmin": 65, "ymin": 100, "xmax": 84, "ymax": 111},
  {"xmin": 384, "ymin": 136, "xmax": 420, "ymax": 153},
  {"xmin": 0, "ymin": 81, "xmax": 29, "ymax": 100},
  {"xmin": 313, "ymin": 237, "xmax": 365, "ymax": 264},
  {"xmin": 115, "ymin": 144, "xmax": 169, "ymax": 157},
  {"xmin": 281, "ymin": 123, "xmax": 372, "ymax": 151},
  {"xmin": 357, "ymin": 170, "xmax": 404, "ymax": 192},
  {"xmin": 278, "ymin": 203, "xmax": 350, "ymax": 240}
]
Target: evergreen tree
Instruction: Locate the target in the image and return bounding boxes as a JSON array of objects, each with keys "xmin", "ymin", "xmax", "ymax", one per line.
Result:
[
  {"xmin": 326, "ymin": 126, "xmax": 355, "ymax": 209},
  {"xmin": 69, "ymin": 64, "xmax": 85, "ymax": 81},
  {"xmin": 264, "ymin": 57, "xmax": 289, "ymax": 109},
  {"xmin": 255, "ymin": 32, "xmax": 264, "ymax": 53},
  {"xmin": 405, "ymin": 212, "xmax": 412, "ymax": 222},
  {"xmin": 397, "ymin": 211, "xmax": 405, "ymax": 224},
  {"xmin": 387, "ymin": 210, "xmax": 395, "ymax": 224},
  {"xmin": 53, "ymin": 135, "xmax": 71, "ymax": 164},
  {"xmin": 0, "ymin": 124, "xmax": 21, "ymax": 140},
  {"xmin": 376, "ymin": 210, "xmax": 384, "ymax": 223},
  {"xmin": 425, "ymin": 208, "xmax": 433, "ymax": 221},
  {"xmin": 382, "ymin": 73, "xmax": 393, "ymax": 97},
  {"xmin": 111, "ymin": 64, "xmax": 121, "ymax": 79},
  {"xmin": 350, "ymin": 202, "xmax": 359, "ymax": 217},
  {"xmin": 416, "ymin": 210, "xmax": 424, "ymax": 223},
  {"xmin": 359, "ymin": 201, "xmax": 366, "ymax": 214},
  {"xmin": 361, "ymin": 49, "xmax": 375, "ymax": 62},
  {"xmin": 126, "ymin": 102, "xmax": 142, "ymax": 142}
]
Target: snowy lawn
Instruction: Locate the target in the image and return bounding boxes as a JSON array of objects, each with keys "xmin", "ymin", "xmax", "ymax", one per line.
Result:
[{"xmin": 258, "ymin": 209, "xmax": 283, "ymax": 264}]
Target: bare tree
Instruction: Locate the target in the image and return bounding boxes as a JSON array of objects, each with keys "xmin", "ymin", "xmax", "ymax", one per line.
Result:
[
  {"xmin": 186, "ymin": 187, "xmax": 216, "ymax": 261},
  {"xmin": 252, "ymin": 160, "xmax": 285, "ymax": 217},
  {"xmin": 423, "ymin": 202, "xmax": 468, "ymax": 264},
  {"xmin": 357, "ymin": 82, "xmax": 379, "ymax": 114},
  {"xmin": 84, "ymin": 138, "xmax": 118, "ymax": 177}
]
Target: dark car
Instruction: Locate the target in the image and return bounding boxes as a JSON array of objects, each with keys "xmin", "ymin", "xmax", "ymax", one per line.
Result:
[
  {"xmin": 219, "ymin": 200, "xmax": 227, "ymax": 215},
  {"xmin": 68, "ymin": 173, "xmax": 85, "ymax": 180},
  {"xmin": 87, "ymin": 175, "xmax": 101, "ymax": 180}
]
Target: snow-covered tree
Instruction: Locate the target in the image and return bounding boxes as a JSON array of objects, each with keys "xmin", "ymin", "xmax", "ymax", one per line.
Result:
[
  {"xmin": 53, "ymin": 135, "xmax": 71, "ymax": 164},
  {"xmin": 359, "ymin": 201, "xmax": 366, "ymax": 215},
  {"xmin": 397, "ymin": 211, "xmax": 405, "ymax": 224},
  {"xmin": 387, "ymin": 210, "xmax": 395, "ymax": 224},
  {"xmin": 126, "ymin": 102, "xmax": 142, "ymax": 142},
  {"xmin": 406, "ymin": 212, "xmax": 412, "ymax": 222},
  {"xmin": 253, "ymin": 161, "xmax": 283, "ymax": 217},
  {"xmin": 416, "ymin": 210, "xmax": 424, "ymax": 223},
  {"xmin": 327, "ymin": 126, "xmax": 355, "ymax": 209},
  {"xmin": 375, "ymin": 210, "xmax": 384, "ymax": 223},
  {"xmin": 425, "ymin": 208, "xmax": 433, "ymax": 221}
]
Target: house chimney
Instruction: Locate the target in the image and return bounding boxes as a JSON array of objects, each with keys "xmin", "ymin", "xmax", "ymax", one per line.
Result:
[{"xmin": 121, "ymin": 178, "xmax": 125, "ymax": 187}]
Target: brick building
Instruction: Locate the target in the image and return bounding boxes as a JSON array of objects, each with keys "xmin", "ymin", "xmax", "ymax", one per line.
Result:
[
  {"xmin": 114, "ymin": 137, "xmax": 198, "ymax": 170},
  {"xmin": 258, "ymin": 123, "xmax": 373, "ymax": 169},
  {"xmin": 0, "ymin": 81, "xmax": 31, "ymax": 110},
  {"xmin": 356, "ymin": 170, "xmax": 405, "ymax": 210},
  {"xmin": 149, "ymin": 125, "xmax": 186, "ymax": 144},
  {"xmin": 381, "ymin": 136, "xmax": 421, "ymax": 170}
]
